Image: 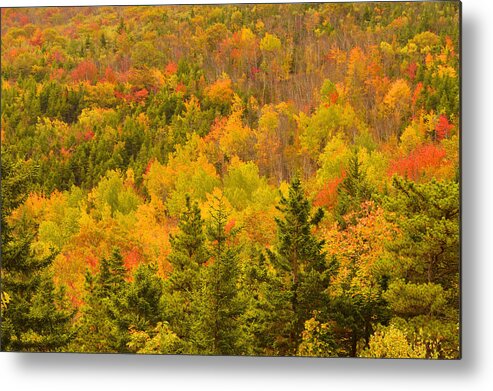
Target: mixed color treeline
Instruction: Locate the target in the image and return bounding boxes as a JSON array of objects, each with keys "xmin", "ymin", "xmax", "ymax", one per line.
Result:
[{"xmin": 1, "ymin": 2, "xmax": 459, "ymax": 358}]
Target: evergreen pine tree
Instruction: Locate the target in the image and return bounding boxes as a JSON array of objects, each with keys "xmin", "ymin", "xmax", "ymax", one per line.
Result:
[
  {"xmin": 73, "ymin": 249, "xmax": 129, "ymax": 353},
  {"xmin": 266, "ymin": 177, "xmax": 332, "ymax": 355},
  {"xmin": 1, "ymin": 154, "xmax": 74, "ymax": 352},
  {"xmin": 381, "ymin": 177, "xmax": 460, "ymax": 358},
  {"xmin": 328, "ymin": 288, "xmax": 390, "ymax": 357},
  {"xmin": 334, "ymin": 154, "xmax": 373, "ymax": 229},
  {"xmin": 190, "ymin": 194, "xmax": 244, "ymax": 355},
  {"xmin": 125, "ymin": 262, "xmax": 164, "ymax": 332},
  {"xmin": 241, "ymin": 249, "xmax": 296, "ymax": 355},
  {"xmin": 164, "ymin": 195, "xmax": 208, "ymax": 350}
]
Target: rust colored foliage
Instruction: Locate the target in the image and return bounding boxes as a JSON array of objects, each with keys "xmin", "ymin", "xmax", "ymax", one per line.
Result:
[
  {"xmin": 314, "ymin": 177, "xmax": 344, "ymax": 209},
  {"xmin": 50, "ymin": 50, "xmax": 65, "ymax": 64},
  {"xmin": 50, "ymin": 68, "xmax": 65, "ymax": 81},
  {"xmin": 134, "ymin": 88, "xmax": 149, "ymax": 101},
  {"xmin": 123, "ymin": 247, "xmax": 143, "ymax": 275},
  {"xmin": 114, "ymin": 88, "xmax": 149, "ymax": 104},
  {"xmin": 86, "ymin": 253, "xmax": 98, "ymax": 271},
  {"xmin": 29, "ymin": 29, "xmax": 44, "ymax": 47},
  {"xmin": 144, "ymin": 158, "xmax": 156, "ymax": 175},
  {"xmin": 225, "ymin": 218, "xmax": 236, "ymax": 234},
  {"xmin": 71, "ymin": 60, "xmax": 98, "ymax": 83},
  {"xmin": 412, "ymin": 82, "xmax": 423, "ymax": 106},
  {"xmin": 407, "ymin": 62, "xmax": 418, "ymax": 80},
  {"xmin": 251, "ymin": 66, "xmax": 261, "ymax": 76},
  {"xmin": 83, "ymin": 130, "xmax": 95, "ymax": 141},
  {"xmin": 103, "ymin": 66, "xmax": 117, "ymax": 83},
  {"xmin": 175, "ymin": 83, "xmax": 186, "ymax": 94}
]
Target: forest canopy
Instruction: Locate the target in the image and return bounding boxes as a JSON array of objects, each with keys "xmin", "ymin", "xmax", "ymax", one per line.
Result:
[{"xmin": 0, "ymin": 2, "xmax": 460, "ymax": 358}]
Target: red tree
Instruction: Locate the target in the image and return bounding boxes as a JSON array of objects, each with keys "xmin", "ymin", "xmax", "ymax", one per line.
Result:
[
  {"xmin": 435, "ymin": 114, "xmax": 453, "ymax": 141},
  {"xmin": 388, "ymin": 144, "xmax": 447, "ymax": 181}
]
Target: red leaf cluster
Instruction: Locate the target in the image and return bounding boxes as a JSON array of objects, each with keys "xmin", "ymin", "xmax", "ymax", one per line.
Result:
[
  {"xmin": 175, "ymin": 82, "xmax": 186, "ymax": 93},
  {"xmin": 388, "ymin": 143, "xmax": 446, "ymax": 181},
  {"xmin": 407, "ymin": 62, "xmax": 418, "ymax": 80},
  {"xmin": 435, "ymin": 114, "xmax": 453, "ymax": 140},
  {"xmin": 50, "ymin": 50, "xmax": 65, "ymax": 64},
  {"xmin": 114, "ymin": 88, "xmax": 149, "ymax": 104},
  {"xmin": 83, "ymin": 130, "xmax": 95, "ymax": 141},
  {"xmin": 86, "ymin": 254, "xmax": 98, "ymax": 270},
  {"xmin": 49, "ymin": 68, "xmax": 65, "ymax": 81},
  {"xmin": 165, "ymin": 61, "xmax": 178, "ymax": 75},
  {"xmin": 18, "ymin": 14, "xmax": 30, "ymax": 26}
]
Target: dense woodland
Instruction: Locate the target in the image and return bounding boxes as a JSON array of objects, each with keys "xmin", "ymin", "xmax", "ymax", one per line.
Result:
[{"xmin": 0, "ymin": 2, "xmax": 460, "ymax": 358}]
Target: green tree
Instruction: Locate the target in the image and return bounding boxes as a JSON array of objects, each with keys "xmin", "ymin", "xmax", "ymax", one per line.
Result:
[
  {"xmin": 335, "ymin": 154, "xmax": 373, "ymax": 229},
  {"xmin": 73, "ymin": 249, "xmax": 129, "ymax": 353},
  {"xmin": 1, "ymin": 154, "xmax": 74, "ymax": 352},
  {"xmin": 190, "ymin": 194, "xmax": 244, "ymax": 355},
  {"xmin": 240, "ymin": 249, "xmax": 296, "ymax": 356},
  {"xmin": 384, "ymin": 177, "xmax": 459, "ymax": 288},
  {"xmin": 266, "ymin": 177, "xmax": 332, "ymax": 355},
  {"xmin": 125, "ymin": 262, "xmax": 164, "ymax": 333},
  {"xmin": 163, "ymin": 195, "xmax": 209, "ymax": 351},
  {"xmin": 381, "ymin": 177, "xmax": 460, "ymax": 358}
]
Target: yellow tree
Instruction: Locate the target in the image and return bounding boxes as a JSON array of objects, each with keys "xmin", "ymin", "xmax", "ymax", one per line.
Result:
[{"xmin": 321, "ymin": 202, "xmax": 397, "ymax": 356}]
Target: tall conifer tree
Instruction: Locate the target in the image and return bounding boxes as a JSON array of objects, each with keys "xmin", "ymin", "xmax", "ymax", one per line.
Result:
[
  {"xmin": 1, "ymin": 154, "xmax": 74, "ymax": 352},
  {"xmin": 73, "ymin": 249, "xmax": 129, "ymax": 352},
  {"xmin": 164, "ymin": 195, "xmax": 208, "ymax": 349},
  {"xmin": 334, "ymin": 154, "xmax": 373, "ymax": 229},
  {"xmin": 267, "ymin": 177, "xmax": 332, "ymax": 355},
  {"xmin": 190, "ymin": 194, "xmax": 244, "ymax": 355}
]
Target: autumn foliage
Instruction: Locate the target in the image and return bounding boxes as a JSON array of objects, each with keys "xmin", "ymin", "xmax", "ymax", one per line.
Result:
[
  {"xmin": 70, "ymin": 60, "xmax": 98, "ymax": 83},
  {"xmin": 1, "ymin": 3, "xmax": 459, "ymax": 358},
  {"xmin": 389, "ymin": 144, "xmax": 448, "ymax": 181}
]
